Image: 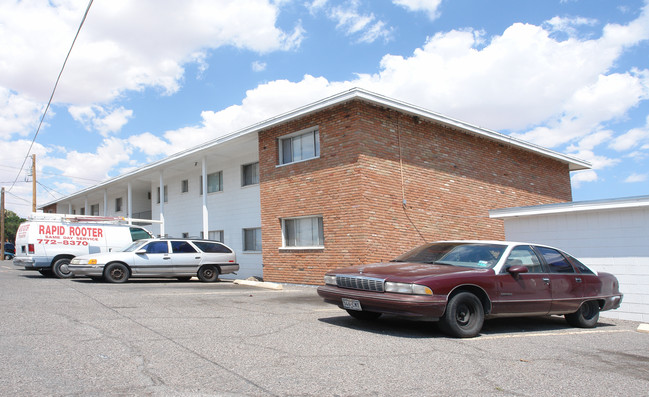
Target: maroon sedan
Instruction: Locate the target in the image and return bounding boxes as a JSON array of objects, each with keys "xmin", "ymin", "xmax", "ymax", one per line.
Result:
[{"xmin": 317, "ymin": 241, "xmax": 623, "ymax": 338}]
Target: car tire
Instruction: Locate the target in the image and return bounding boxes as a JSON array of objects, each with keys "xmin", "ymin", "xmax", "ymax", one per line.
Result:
[
  {"xmin": 197, "ymin": 265, "xmax": 219, "ymax": 282},
  {"xmin": 346, "ymin": 310, "xmax": 382, "ymax": 321},
  {"xmin": 438, "ymin": 292, "xmax": 484, "ymax": 338},
  {"xmin": 52, "ymin": 258, "xmax": 74, "ymax": 279},
  {"xmin": 565, "ymin": 301, "xmax": 599, "ymax": 328},
  {"xmin": 4, "ymin": 254, "xmax": 11, "ymax": 260},
  {"xmin": 104, "ymin": 263, "xmax": 129, "ymax": 283}
]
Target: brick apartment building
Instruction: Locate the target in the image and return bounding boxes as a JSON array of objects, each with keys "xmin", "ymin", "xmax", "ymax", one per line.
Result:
[{"xmin": 42, "ymin": 88, "xmax": 589, "ymax": 284}]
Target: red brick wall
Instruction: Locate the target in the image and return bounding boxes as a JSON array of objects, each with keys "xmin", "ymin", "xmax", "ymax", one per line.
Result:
[{"xmin": 259, "ymin": 100, "xmax": 572, "ymax": 284}]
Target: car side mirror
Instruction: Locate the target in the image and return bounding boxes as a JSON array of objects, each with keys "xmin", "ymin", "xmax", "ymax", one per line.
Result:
[
  {"xmin": 507, "ymin": 265, "xmax": 529, "ymax": 275},
  {"xmin": 135, "ymin": 249, "xmax": 147, "ymax": 254}
]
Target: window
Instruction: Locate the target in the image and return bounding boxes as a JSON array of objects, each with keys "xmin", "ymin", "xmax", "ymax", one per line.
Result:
[
  {"xmin": 129, "ymin": 227, "xmax": 153, "ymax": 241},
  {"xmin": 282, "ymin": 216, "xmax": 324, "ymax": 248},
  {"xmin": 181, "ymin": 179, "xmax": 189, "ymax": 193},
  {"xmin": 115, "ymin": 197, "xmax": 122, "ymax": 212},
  {"xmin": 194, "ymin": 241, "xmax": 232, "ymax": 253},
  {"xmin": 243, "ymin": 228, "xmax": 262, "ymax": 251},
  {"xmin": 182, "ymin": 232, "xmax": 189, "ymax": 238},
  {"xmin": 242, "ymin": 162, "xmax": 259, "ymax": 186},
  {"xmin": 536, "ymin": 246, "xmax": 575, "ymax": 273},
  {"xmin": 200, "ymin": 230, "xmax": 224, "ymax": 242},
  {"xmin": 200, "ymin": 171, "xmax": 223, "ymax": 194},
  {"xmin": 568, "ymin": 255, "xmax": 595, "ymax": 274},
  {"xmin": 279, "ymin": 128, "xmax": 320, "ymax": 165},
  {"xmin": 157, "ymin": 185, "xmax": 168, "ymax": 203},
  {"xmin": 90, "ymin": 204, "xmax": 99, "ymax": 216},
  {"xmin": 143, "ymin": 241, "xmax": 169, "ymax": 254},
  {"xmin": 171, "ymin": 241, "xmax": 197, "ymax": 253},
  {"xmin": 502, "ymin": 246, "xmax": 543, "ymax": 273}
]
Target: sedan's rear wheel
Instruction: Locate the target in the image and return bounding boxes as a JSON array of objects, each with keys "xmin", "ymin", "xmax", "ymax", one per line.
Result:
[
  {"xmin": 346, "ymin": 310, "xmax": 382, "ymax": 321},
  {"xmin": 197, "ymin": 265, "xmax": 219, "ymax": 282},
  {"xmin": 104, "ymin": 263, "xmax": 129, "ymax": 283},
  {"xmin": 565, "ymin": 301, "xmax": 599, "ymax": 328},
  {"xmin": 438, "ymin": 292, "xmax": 484, "ymax": 338}
]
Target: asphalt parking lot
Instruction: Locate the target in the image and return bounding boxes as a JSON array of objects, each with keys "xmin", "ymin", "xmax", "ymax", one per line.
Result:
[{"xmin": 1, "ymin": 260, "xmax": 648, "ymax": 396}]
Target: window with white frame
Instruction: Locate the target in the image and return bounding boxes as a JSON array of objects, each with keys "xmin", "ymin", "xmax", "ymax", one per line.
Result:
[
  {"xmin": 282, "ymin": 216, "xmax": 324, "ymax": 248},
  {"xmin": 181, "ymin": 179, "xmax": 189, "ymax": 193},
  {"xmin": 279, "ymin": 127, "xmax": 320, "ymax": 165},
  {"xmin": 200, "ymin": 230, "xmax": 224, "ymax": 243},
  {"xmin": 242, "ymin": 162, "xmax": 259, "ymax": 186},
  {"xmin": 115, "ymin": 197, "xmax": 122, "ymax": 212},
  {"xmin": 157, "ymin": 186, "xmax": 168, "ymax": 203},
  {"xmin": 243, "ymin": 228, "xmax": 262, "ymax": 251},
  {"xmin": 200, "ymin": 171, "xmax": 223, "ymax": 194}
]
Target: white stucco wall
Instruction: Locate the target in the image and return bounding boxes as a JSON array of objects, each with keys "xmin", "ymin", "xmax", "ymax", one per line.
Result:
[
  {"xmin": 150, "ymin": 151, "xmax": 263, "ymax": 281},
  {"xmin": 500, "ymin": 206, "xmax": 649, "ymax": 322}
]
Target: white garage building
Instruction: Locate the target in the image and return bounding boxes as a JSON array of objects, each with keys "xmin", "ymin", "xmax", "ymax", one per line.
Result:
[{"xmin": 489, "ymin": 195, "xmax": 649, "ymax": 322}]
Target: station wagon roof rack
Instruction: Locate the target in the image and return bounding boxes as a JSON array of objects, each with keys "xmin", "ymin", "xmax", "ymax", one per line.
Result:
[{"xmin": 28, "ymin": 213, "xmax": 163, "ymax": 225}]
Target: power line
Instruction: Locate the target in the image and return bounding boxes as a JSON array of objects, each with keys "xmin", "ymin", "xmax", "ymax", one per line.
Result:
[{"xmin": 8, "ymin": 0, "xmax": 94, "ymax": 193}]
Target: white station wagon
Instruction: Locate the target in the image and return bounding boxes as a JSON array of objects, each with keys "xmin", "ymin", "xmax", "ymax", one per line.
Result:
[{"xmin": 69, "ymin": 238, "xmax": 238, "ymax": 283}]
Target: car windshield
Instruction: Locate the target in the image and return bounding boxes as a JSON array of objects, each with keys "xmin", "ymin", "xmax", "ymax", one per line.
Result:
[
  {"xmin": 122, "ymin": 241, "xmax": 147, "ymax": 252},
  {"xmin": 392, "ymin": 243, "xmax": 507, "ymax": 268}
]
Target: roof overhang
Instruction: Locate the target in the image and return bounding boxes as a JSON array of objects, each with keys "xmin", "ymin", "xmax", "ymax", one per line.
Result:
[
  {"xmin": 489, "ymin": 195, "xmax": 649, "ymax": 219},
  {"xmin": 41, "ymin": 87, "xmax": 591, "ymax": 208}
]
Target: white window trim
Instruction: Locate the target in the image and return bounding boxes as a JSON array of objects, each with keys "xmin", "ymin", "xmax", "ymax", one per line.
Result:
[
  {"xmin": 280, "ymin": 215, "xmax": 324, "ymax": 249},
  {"xmin": 277, "ymin": 126, "xmax": 320, "ymax": 167}
]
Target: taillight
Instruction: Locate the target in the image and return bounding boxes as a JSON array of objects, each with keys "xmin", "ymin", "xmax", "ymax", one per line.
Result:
[{"xmin": 28, "ymin": 244, "xmax": 35, "ymax": 254}]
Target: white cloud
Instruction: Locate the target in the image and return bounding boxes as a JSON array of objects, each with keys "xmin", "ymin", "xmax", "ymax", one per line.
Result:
[
  {"xmin": 571, "ymin": 170, "xmax": 599, "ymax": 188},
  {"xmin": 625, "ymin": 173, "xmax": 648, "ymax": 183},
  {"xmin": 68, "ymin": 105, "xmax": 133, "ymax": 136},
  {"xmin": 43, "ymin": 137, "xmax": 133, "ymax": 185},
  {"xmin": 252, "ymin": 61, "xmax": 267, "ymax": 72},
  {"xmin": 610, "ymin": 115, "xmax": 649, "ymax": 151},
  {"xmin": 313, "ymin": 0, "xmax": 393, "ymax": 43},
  {"xmin": 0, "ymin": 87, "xmax": 45, "ymax": 139},
  {"xmin": 0, "ymin": 0, "xmax": 304, "ymax": 106},
  {"xmin": 392, "ymin": 0, "xmax": 443, "ymax": 20},
  {"xmin": 123, "ymin": 2, "xmax": 649, "ymax": 163}
]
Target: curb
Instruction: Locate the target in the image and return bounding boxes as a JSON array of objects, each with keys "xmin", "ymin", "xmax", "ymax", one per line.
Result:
[
  {"xmin": 233, "ymin": 279, "xmax": 283, "ymax": 290},
  {"xmin": 637, "ymin": 324, "xmax": 649, "ymax": 333}
]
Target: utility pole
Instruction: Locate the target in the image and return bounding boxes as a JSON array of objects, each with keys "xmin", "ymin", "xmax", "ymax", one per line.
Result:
[
  {"xmin": 32, "ymin": 154, "xmax": 36, "ymax": 213},
  {"xmin": 1, "ymin": 187, "xmax": 5, "ymax": 260}
]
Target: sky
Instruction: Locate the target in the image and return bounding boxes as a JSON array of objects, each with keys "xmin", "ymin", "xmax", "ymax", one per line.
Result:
[{"xmin": 1, "ymin": 0, "xmax": 648, "ymax": 218}]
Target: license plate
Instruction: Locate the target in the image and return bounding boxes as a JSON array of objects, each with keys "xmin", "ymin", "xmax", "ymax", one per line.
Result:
[{"xmin": 342, "ymin": 298, "xmax": 362, "ymax": 311}]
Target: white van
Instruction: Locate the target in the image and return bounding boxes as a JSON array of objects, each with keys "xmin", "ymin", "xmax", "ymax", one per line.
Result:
[{"xmin": 13, "ymin": 213, "xmax": 155, "ymax": 278}]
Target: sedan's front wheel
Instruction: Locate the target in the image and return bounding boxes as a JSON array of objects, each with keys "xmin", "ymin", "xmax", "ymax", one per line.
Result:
[
  {"xmin": 438, "ymin": 292, "xmax": 484, "ymax": 338},
  {"xmin": 565, "ymin": 301, "xmax": 599, "ymax": 328},
  {"xmin": 104, "ymin": 263, "xmax": 129, "ymax": 283},
  {"xmin": 197, "ymin": 265, "xmax": 219, "ymax": 282}
]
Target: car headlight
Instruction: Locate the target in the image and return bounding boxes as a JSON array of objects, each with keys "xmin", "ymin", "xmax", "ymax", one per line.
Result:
[
  {"xmin": 324, "ymin": 274, "xmax": 337, "ymax": 286},
  {"xmin": 71, "ymin": 258, "xmax": 98, "ymax": 265},
  {"xmin": 385, "ymin": 282, "xmax": 433, "ymax": 295}
]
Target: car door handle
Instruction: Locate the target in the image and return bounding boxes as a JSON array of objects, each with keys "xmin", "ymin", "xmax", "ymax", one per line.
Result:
[
  {"xmin": 195, "ymin": 257, "xmax": 201, "ymax": 259},
  {"xmin": 575, "ymin": 277, "xmax": 582, "ymax": 283},
  {"xmin": 163, "ymin": 256, "xmax": 171, "ymax": 260},
  {"xmin": 542, "ymin": 278, "xmax": 550, "ymax": 284}
]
